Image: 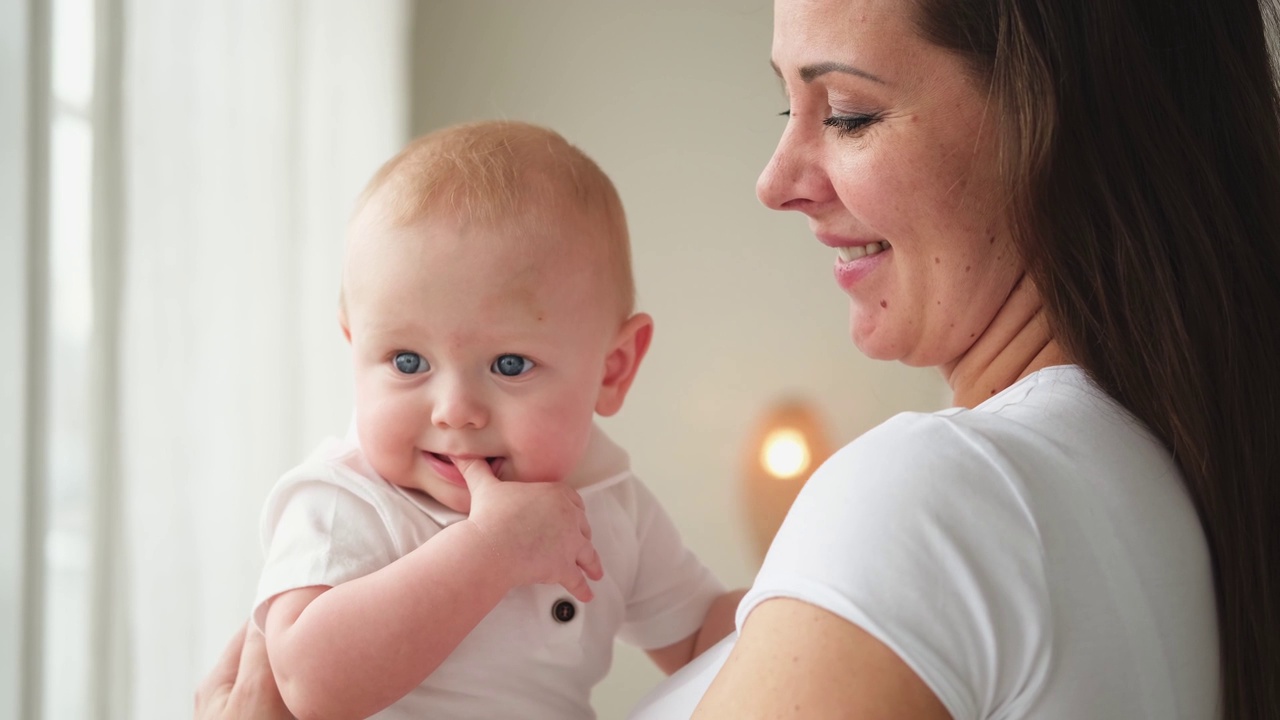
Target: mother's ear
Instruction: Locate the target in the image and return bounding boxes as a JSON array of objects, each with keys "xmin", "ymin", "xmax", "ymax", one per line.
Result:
[{"xmin": 595, "ymin": 313, "xmax": 654, "ymax": 417}]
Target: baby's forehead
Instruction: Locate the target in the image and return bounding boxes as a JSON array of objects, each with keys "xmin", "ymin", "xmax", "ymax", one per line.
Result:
[
  {"xmin": 347, "ymin": 208, "xmax": 618, "ymax": 299},
  {"xmin": 343, "ymin": 219, "xmax": 624, "ymax": 337}
]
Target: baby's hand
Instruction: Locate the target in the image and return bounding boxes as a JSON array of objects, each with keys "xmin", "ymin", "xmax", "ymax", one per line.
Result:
[{"xmin": 456, "ymin": 458, "xmax": 604, "ymax": 602}]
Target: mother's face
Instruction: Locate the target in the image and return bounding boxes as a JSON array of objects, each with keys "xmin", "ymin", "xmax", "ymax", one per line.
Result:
[{"xmin": 758, "ymin": 0, "xmax": 1023, "ymax": 369}]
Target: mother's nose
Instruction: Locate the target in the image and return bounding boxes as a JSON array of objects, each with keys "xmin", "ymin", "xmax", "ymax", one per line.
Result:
[{"xmin": 756, "ymin": 125, "xmax": 831, "ymax": 212}]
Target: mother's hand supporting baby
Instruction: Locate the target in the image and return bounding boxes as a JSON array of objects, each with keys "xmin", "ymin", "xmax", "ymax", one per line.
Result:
[
  {"xmin": 456, "ymin": 457, "xmax": 605, "ymax": 602},
  {"xmin": 194, "ymin": 621, "xmax": 292, "ymax": 720}
]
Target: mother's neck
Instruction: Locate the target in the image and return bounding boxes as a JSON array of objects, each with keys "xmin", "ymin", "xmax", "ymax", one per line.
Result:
[{"xmin": 943, "ymin": 274, "xmax": 1070, "ymax": 408}]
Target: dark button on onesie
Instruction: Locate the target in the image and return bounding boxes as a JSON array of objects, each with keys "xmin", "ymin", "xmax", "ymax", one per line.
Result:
[{"xmin": 552, "ymin": 599, "xmax": 576, "ymax": 623}]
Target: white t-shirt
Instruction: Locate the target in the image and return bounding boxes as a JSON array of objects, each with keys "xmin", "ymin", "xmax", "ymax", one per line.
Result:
[
  {"xmin": 630, "ymin": 365, "xmax": 1218, "ymax": 719},
  {"xmin": 254, "ymin": 424, "xmax": 723, "ymax": 720}
]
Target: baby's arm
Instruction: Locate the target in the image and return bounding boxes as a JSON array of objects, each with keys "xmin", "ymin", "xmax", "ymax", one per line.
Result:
[
  {"xmin": 264, "ymin": 520, "xmax": 514, "ymax": 719},
  {"xmin": 264, "ymin": 459, "xmax": 603, "ymax": 720},
  {"xmin": 645, "ymin": 588, "xmax": 748, "ymax": 675}
]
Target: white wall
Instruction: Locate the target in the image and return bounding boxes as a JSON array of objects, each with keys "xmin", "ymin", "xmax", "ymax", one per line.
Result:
[{"xmin": 411, "ymin": 2, "xmax": 950, "ymax": 716}]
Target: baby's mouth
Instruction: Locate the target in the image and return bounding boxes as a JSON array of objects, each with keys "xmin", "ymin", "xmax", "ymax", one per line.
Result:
[{"xmin": 429, "ymin": 452, "xmax": 503, "ymax": 474}]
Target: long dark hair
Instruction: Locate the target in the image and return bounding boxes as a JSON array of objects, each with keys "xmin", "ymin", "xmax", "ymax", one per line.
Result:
[{"xmin": 914, "ymin": 0, "xmax": 1280, "ymax": 716}]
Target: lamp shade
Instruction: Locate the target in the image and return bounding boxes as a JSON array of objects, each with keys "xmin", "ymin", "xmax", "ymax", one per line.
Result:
[{"xmin": 741, "ymin": 398, "xmax": 833, "ymax": 562}]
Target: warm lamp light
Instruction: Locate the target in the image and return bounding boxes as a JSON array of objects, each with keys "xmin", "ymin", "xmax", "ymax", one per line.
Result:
[
  {"xmin": 760, "ymin": 428, "xmax": 811, "ymax": 479},
  {"xmin": 742, "ymin": 399, "xmax": 833, "ymax": 562}
]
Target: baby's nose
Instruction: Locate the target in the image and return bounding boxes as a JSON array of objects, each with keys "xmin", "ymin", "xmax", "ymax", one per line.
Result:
[{"xmin": 430, "ymin": 380, "xmax": 488, "ymax": 429}]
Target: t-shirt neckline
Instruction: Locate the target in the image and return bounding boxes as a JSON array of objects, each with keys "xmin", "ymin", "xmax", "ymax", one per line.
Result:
[{"xmin": 974, "ymin": 363, "xmax": 1088, "ymax": 412}]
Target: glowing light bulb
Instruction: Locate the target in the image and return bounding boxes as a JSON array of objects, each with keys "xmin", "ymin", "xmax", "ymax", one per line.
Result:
[{"xmin": 760, "ymin": 427, "xmax": 810, "ymax": 480}]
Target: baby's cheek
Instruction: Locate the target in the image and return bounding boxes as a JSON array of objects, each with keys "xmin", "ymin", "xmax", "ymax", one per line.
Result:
[
  {"xmin": 503, "ymin": 430, "xmax": 554, "ymax": 482},
  {"xmin": 359, "ymin": 425, "xmax": 403, "ymax": 481},
  {"xmin": 524, "ymin": 424, "xmax": 592, "ymax": 483},
  {"xmin": 358, "ymin": 394, "xmax": 420, "ymax": 479}
]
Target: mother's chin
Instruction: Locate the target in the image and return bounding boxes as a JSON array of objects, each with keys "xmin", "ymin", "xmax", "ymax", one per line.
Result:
[{"xmin": 846, "ymin": 302, "xmax": 952, "ymax": 369}]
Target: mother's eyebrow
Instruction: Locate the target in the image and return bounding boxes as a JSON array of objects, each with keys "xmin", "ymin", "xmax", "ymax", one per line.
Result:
[{"xmin": 770, "ymin": 59, "xmax": 888, "ymax": 85}]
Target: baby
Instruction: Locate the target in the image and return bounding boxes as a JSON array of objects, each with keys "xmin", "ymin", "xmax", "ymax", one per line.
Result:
[{"xmin": 252, "ymin": 120, "xmax": 738, "ymax": 719}]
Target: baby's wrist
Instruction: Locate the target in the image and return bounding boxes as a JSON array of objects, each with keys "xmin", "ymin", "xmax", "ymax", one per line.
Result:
[{"xmin": 455, "ymin": 519, "xmax": 521, "ymax": 589}]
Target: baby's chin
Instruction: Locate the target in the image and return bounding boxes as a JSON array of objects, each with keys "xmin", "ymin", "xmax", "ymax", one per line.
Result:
[
  {"xmin": 417, "ymin": 480, "xmax": 475, "ymax": 515},
  {"xmin": 374, "ymin": 469, "xmax": 470, "ymax": 511},
  {"xmin": 504, "ymin": 460, "xmax": 587, "ymax": 485},
  {"xmin": 436, "ymin": 494, "xmax": 472, "ymax": 515}
]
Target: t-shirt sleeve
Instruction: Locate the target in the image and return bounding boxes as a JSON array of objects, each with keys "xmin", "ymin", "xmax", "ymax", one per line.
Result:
[
  {"xmin": 251, "ymin": 465, "xmax": 405, "ymax": 631},
  {"xmin": 619, "ymin": 479, "xmax": 726, "ymax": 650},
  {"xmin": 738, "ymin": 412, "xmax": 1052, "ymax": 719}
]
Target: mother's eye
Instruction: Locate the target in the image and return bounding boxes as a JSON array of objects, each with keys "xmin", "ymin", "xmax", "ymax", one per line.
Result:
[
  {"xmin": 823, "ymin": 113, "xmax": 879, "ymax": 138},
  {"xmin": 492, "ymin": 354, "xmax": 535, "ymax": 377},
  {"xmin": 393, "ymin": 352, "xmax": 429, "ymax": 375}
]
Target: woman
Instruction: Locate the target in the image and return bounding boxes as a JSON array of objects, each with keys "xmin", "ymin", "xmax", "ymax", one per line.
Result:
[{"xmin": 199, "ymin": 0, "xmax": 1280, "ymax": 716}]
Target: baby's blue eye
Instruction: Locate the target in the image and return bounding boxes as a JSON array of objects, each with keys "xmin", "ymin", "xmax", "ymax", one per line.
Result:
[
  {"xmin": 393, "ymin": 352, "xmax": 428, "ymax": 375},
  {"xmin": 492, "ymin": 354, "xmax": 534, "ymax": 377}
]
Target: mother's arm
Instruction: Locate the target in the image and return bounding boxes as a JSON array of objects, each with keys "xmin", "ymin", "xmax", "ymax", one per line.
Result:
[{"xmin": 691, "ymin": 598, "xmax": 951, "ymax": 719}]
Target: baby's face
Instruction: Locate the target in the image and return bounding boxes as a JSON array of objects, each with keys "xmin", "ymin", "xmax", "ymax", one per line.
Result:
[{"xmin": 342, "ymin": 210, "xmax": 624, "ymax": 514}]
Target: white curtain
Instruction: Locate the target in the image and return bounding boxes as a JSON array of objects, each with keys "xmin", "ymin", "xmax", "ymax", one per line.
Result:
[{"xmin": 119, "ymin": 2, "xmax": 408, "ymax": 715}]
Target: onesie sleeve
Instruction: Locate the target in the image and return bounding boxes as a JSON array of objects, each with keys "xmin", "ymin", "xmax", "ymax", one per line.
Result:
[
  {"xmin": 738, "ymin": 412, "xmax": 1053, "ymax": 720},
  {"xmin": 618, "ymin": 479, "xmax": 725, "ymax": 650},
  {"xmin": 251, "ymin": 463, "xmax": 404, "ymax": 631}
]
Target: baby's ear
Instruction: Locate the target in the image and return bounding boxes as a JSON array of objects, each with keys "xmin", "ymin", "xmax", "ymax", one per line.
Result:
[{"xmin": 596, "ymin": 313, "xmax": 654, "ymax": 417}]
